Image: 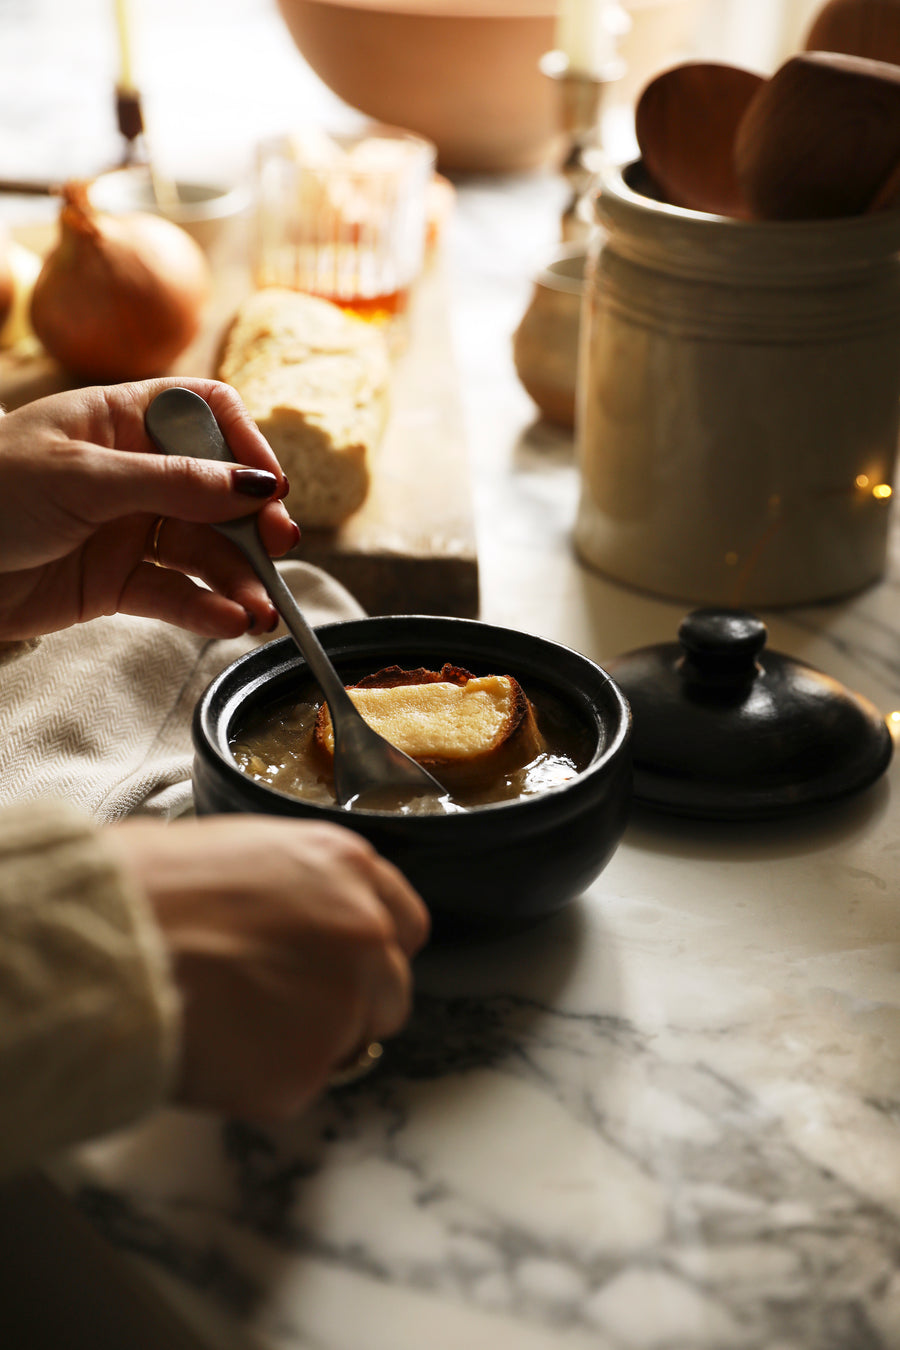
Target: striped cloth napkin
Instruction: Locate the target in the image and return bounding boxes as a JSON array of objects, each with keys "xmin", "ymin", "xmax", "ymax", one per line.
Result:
[{"xmin": 0, "ymin": 562, "xmax": 364, "ymax": 822}]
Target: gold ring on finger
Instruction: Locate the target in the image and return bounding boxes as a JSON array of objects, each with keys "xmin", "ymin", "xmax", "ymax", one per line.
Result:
[
  {"xmin": 148, "ymin": 515, "xmax": 167, "ymax": 568},
  {"xmin": 328, "ymin": 1041, "xmax": 384, "ymax": 1089}
]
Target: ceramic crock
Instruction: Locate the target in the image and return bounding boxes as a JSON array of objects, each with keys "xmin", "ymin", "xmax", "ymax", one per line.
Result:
[
  {"xmin": 192, "ymin": 616, "xmax": 632, "ymax": 936},
  {"xmin": 574, "ymin": 161, "xmax": 900, "ymax": 607}
]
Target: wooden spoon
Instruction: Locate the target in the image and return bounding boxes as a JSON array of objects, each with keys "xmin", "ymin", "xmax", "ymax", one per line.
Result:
[
  {"xmin": 635, "ymin": 61, "xmax": 764, "ymax": 217},
  {"xmin": 734, "ymin": 51, "xmax": 900, "ymax": 219},
  {"xmin": 870, "ymin": 155, "xmax": 900, "ymax": 210},
  {"xmin": 805, "ymin": 0, "xmax": 900, "ymax": 66}
]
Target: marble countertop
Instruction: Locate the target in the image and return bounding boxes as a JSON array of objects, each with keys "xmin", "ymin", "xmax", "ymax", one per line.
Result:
[{"xmin": 4, "ymin": 3, "xmax": 900, "ymax": 1346}]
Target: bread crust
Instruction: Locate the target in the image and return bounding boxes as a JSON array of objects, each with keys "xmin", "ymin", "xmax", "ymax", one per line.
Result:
[
  {"xmin": 314, "ymin": 664, "xmax": 544, "ymax": 787},
  {"xmin": 216, "ymin": 288, "xmax": 390, "ymax": 529}
]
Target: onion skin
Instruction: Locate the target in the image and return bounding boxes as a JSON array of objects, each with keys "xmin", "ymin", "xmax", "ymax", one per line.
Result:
[{"xmin": 30, "ymin": 181, "xmax": 211, "ymax": 382}]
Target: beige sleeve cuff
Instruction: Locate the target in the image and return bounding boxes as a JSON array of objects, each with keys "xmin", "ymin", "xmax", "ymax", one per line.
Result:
[{"xmin": 0, "ymin": 800, "xmax": 181, "ymax": 1179}]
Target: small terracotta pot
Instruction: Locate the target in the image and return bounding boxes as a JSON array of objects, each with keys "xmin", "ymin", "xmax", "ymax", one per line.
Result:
[
  {"xmin": 513, "ymin": 244, "xmax": 587, "ymax": 429},
  {"xmin": 274, "ymin": 0, "xmax": 559, "ymax": 174}
]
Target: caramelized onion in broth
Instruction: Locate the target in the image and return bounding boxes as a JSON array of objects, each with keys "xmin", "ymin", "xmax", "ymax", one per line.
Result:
[{"xmin": 231, "ymin": 676, "xmax": 592, "ymax": 815}]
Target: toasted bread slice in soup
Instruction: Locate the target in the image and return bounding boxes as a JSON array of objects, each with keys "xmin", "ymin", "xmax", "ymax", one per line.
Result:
[{"xmin": 314, "ymin": 665, "xmax": 545, "ymax": 788}]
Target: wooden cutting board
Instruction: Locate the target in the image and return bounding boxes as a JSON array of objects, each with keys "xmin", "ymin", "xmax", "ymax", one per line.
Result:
[{"xmin": 0, "ymin": 216, "xmax": 480, "ymax": 618}]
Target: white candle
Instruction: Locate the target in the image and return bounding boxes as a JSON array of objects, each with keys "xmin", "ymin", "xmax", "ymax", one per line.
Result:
[
  {"xmin": 555, "ymin": 0, "xmax": 617, "ymax": 75},
  {"xmin": 113, "ymin": 0, "xmax": 136, "ymax": 91}
]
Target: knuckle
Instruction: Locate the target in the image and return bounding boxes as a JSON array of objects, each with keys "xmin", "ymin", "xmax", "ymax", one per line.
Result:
[
  {"xmin": 335, "ymin": 828, "xmax": 379, "ymax": 869},
  {"xmin": 304, "ymin": 821, "xmax": 375, "ymax": 864},
  {"xmin": 352, "ymin": 901, "xmax": 396, "ymax": 949}
]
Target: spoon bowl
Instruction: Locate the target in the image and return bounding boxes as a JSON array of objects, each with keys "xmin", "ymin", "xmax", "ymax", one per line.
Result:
[
  {"xmin": 145, "ymin": 387, "xmax": 449, "ymax": 812},
  {"xmin": 634, "ymin": 61, "xmax": 764, "ymax": 217},
  {"xmin": 734, "ymin": 50, "xmax": 900, "ymax": 219}
]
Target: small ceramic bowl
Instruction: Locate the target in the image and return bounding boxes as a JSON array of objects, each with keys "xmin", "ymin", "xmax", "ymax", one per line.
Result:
[
  {"xmin": 513, "ymin": 244, "xmax": 587, "ymax": 429},
  {"xmin": 88, "ymin": 168, "xmax": 250, "ymax": 254},
  {"xmin": 273, "ymin": 0, "xmax": 559, "ymax": 173},
  {"xmin": 193, "ymin": 615, "xmax": 632, "ymax": 935}
]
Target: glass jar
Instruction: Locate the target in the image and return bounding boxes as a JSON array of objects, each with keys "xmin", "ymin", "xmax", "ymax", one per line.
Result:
[{"xmin": 574, "ymin": 162, "xmax": 900, "ymax": 606}]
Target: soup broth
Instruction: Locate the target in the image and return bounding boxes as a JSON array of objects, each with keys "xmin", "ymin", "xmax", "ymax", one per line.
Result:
[{"xmin": 230, "ymin": 675, "xmax": 595, "ymax": 812}]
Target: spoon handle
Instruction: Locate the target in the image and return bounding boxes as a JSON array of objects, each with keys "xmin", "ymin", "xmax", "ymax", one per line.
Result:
[
  {"xmin": 144, "ymin": 386, "xmax": 357, "ymax": 719},
  {"xmin": 218, "ymin": 516, "xmax": 360, "ymax": 717}
]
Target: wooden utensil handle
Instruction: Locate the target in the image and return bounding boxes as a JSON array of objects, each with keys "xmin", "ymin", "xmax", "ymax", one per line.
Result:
[
  {"xmin": 870, "ymin": 155, "xmax": 900, "ymax": 211},
  {"xmin": 0, "ymin": 178, "xmax": 62, "ymax": 196}
]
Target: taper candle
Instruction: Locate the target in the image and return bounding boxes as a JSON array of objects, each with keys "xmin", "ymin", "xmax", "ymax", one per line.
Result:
[
  {"xmin": 113, "ymin": 0, "xmax": 136, "ymax": 92},
  {"xmin": 554, "ymin": 0, "xmax": 617, "ymax": 75}
]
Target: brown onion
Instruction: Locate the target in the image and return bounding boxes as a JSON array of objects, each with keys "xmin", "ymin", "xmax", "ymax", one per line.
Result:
[{"xmin": 30, "ymin": 180, "xmax": 211, "ymax": 382}]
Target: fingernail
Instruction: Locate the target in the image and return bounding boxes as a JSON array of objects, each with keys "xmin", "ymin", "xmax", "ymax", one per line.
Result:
[
  {"xmin": 278, "ymin": 476, "xmax": 290, "ymax": 500},
  {"xmin": 266, "ymin": 608, "xmax": 279, "ymax": 633},
  {"xmin": 245, "ymin": 608, "xmax": 258, "ymax": 633},
  {"xmin": 232, "ymin": 467, "xmax": 278, "ymax": 498},
  {"xmin": 289, "ymin": 520, "xmax": 301, "ymax": 547}
]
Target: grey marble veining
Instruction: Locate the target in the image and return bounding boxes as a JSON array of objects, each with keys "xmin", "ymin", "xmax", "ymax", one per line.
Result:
[{"xmin": 70, "ymin": 831, "xmax": 900, "ymax": 1350}]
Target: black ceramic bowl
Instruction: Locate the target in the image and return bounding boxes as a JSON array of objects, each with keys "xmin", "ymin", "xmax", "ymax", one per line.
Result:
[{"xmin": 192, "ymin": 616, "xmax": 632, "ymax": 934}]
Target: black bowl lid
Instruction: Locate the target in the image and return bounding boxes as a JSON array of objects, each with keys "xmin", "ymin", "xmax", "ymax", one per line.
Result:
[{"xmin": 605, "ymin": 609, "xmax": 893, "ymax": 820}]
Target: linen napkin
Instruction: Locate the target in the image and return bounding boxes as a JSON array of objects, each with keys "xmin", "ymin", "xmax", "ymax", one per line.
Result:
[{"xmin": 0, "ymin": 561, "xmax": 365, "ymax": 822}]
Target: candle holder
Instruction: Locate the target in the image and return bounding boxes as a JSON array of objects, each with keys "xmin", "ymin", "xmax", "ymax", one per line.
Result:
[
  {"xmin": 541, "ymin": 49, "xmax": 625, "ymax": 241},
  {"xmin": 111, "ymin": 83, "xmax": 180, "ymax": 211},
  {"xmin": 115, "ymin": 84, "xmax": 146, "ymax": 165}
]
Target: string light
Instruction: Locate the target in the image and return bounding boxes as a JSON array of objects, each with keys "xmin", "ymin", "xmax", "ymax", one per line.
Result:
[{"xmin": 718, "ymin": 472, "xmax": 895, "ymax": 604}]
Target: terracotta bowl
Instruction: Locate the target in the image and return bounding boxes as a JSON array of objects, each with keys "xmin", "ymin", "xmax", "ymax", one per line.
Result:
[
  {"xmin": 193, "ymin": 616, "xmax": 632, "ymax": 936},
  {"xmin": 274, "ymin": 0, "xmax": 559, "ymax": 173}
]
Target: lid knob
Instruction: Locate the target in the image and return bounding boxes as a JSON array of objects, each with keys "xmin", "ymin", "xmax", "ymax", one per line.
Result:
[{"xmin": 678, "ymin": 609, "xmax": 767, "ymax": 689}]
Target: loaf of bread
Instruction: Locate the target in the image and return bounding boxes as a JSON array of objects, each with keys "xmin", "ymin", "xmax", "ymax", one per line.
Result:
[
  {"xmin": 315, "ymin": 664, "xmax": 545, "ymax": 787},
  {"xmin": 217, "ymin": 287, "xmax": 390, "ymax": 528}
]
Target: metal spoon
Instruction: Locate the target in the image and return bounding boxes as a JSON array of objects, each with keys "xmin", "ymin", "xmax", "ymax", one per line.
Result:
[{"xmin": 145, "ymin": 387, "xmax": 449, "ymax": 812}]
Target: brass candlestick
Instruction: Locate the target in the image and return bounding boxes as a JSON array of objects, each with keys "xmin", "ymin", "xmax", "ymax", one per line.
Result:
[
  {"xmin": 115, "ymin": 84, "xmax": 145, "ymax": 164},
  {"xmin": 541, "ymin": 49, "xmax": 625, "ymax": 241}
]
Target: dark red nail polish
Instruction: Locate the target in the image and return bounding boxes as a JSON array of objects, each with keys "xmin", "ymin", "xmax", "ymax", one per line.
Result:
[
  {"xmin": 232, "ymin": 467, "xmax": 278, "ymax": 498},
  {"xmin": 278, "ymin": 476, "xmax": 290, "ymax": 500},
  {"xmin": 245, "ymin": 609, "xmax": 258, "ymax": 633},
  {"xmin": 289, "ymin": 520, "xmax": 301, "ymax": 547},
  {"xmin": 266, "ymin": 609, "xmax": 279, "ymax": 633}
]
